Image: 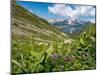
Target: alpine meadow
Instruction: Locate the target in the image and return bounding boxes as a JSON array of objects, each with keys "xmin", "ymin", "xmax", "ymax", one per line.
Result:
[{"xmin": 11, "ymin": 0, "xmax": 96, "ymax": 74}]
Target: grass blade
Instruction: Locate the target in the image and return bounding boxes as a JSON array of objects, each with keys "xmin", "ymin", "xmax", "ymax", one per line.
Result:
[{"xmin": 12, "ymin": 59, "xmax": 26, "ymax": 73}]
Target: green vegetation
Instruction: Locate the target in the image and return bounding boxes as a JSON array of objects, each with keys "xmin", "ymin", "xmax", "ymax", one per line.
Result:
[
  {"xmin": 12, "ymin": 1, "xmax": 69, "ymax": 43},
  {"xmin": 12, "ymin": 24, "xmax": 96, "ymax": 74},
  {"xmin": 11, "ymin": 1, "xmax": 96, "ymax": 74}
]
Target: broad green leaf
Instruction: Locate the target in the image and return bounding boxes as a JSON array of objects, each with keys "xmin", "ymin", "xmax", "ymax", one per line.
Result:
[
  {"xmin": 31, "ymin": 53, "xmax": 46, "ymax": 72},
  {"xmin": 31, "ymin": 50, "xmax": 43, "ymax": 60},
  {"xmin": 80, "ymin": 38, "xmax": 84, "ymax": 44},
  {"xmin": 45, "ymin": 46, "xmax": 53, "ymax": 60},
  {"xmin": 12, "ymin": 59, "xmax": 26, "ymax": 72}
]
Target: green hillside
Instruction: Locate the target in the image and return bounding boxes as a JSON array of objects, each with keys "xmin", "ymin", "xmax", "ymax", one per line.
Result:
[
  {"xmin": 68, "ymin": 24, "xmax": 96, "ymax": 70},
  {"xmin": 12, "ymin": 1, "xmax": 73, "ymax": 73},
  {"xmin": 12, "ymin": 1, "xmax": 69, "ymax": 43},
  {"xmin": 11, "ymin": 1, "xmax": 96, "ymax": 74}
]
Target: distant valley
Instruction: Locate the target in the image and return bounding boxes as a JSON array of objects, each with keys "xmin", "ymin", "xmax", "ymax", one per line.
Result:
[{"xmin": 48, "ymin": 18, "xmax": 93, "ymax": 36}]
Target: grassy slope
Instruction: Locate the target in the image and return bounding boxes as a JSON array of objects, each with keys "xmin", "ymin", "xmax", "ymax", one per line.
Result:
[
  {"xmin": 12, "ymin": 1, "xmax": 69, "ymax": 43},
  {"xmin": 11, "ymin": 1, "xmax": 72, "ymax": 73},
  {"xmin": 11, "ymin": 1, "xmax": 96, "ymax": 73}
]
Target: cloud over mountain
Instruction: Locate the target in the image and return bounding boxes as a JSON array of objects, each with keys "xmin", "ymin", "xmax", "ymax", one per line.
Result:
[{"xmin": 48, "ymin": 4, "xmax": 95, "ymax": 23}]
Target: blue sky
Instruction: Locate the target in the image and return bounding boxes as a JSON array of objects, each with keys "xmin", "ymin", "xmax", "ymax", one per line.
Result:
[
  {"xmin": 16, "ymin": 1, "xmax": 96, "ymax": 23},
  {"xmin": 16, "ymin": 1, "xmax": 66, "ymax": 19}
]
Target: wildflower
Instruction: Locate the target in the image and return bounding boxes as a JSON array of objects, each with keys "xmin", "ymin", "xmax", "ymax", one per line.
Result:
[
  {"xmin": 38, "ymin": 42, "xmax": 43, "ymax": 45},
  {"xmin": 51, "ymin": 53, "xmax": 59, "ymax": 59},
  {"xmin": 64, "ymin": 40, "xmax": 72, "ymax": 44},
  {"xmin": 51, "ymin": 53, "xmax": 59, "ymax": 64}
]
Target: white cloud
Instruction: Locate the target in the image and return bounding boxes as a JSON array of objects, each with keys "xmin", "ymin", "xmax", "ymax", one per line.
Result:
[
  {"xmin": 48, "ymin": 4, "xmax": 76, "ymax": 19},
  {"xmin": 76, "ymin": 5, "xmax": 95, "ymax": 17},
  {"xmin": 48, "ymin": 4, "xmax": 95, "ymax": 22},
  {"xmin": 89, "ymin": 8, "xmax": 95, "ymax": 16}
]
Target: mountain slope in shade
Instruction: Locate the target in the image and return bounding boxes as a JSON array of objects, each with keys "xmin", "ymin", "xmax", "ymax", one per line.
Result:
[
  {"xmin": 48, "ymin": 18, "xmax": 93, "ymax": 36},
  {"xmin": 12, "ymin": 1, "xmax": 70, "ymax": 44}
]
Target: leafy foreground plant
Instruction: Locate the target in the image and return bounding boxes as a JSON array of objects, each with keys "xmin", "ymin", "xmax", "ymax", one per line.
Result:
[{"xmin": 12, "ymin": 25, "xmax": 96, "ymax": 74}]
